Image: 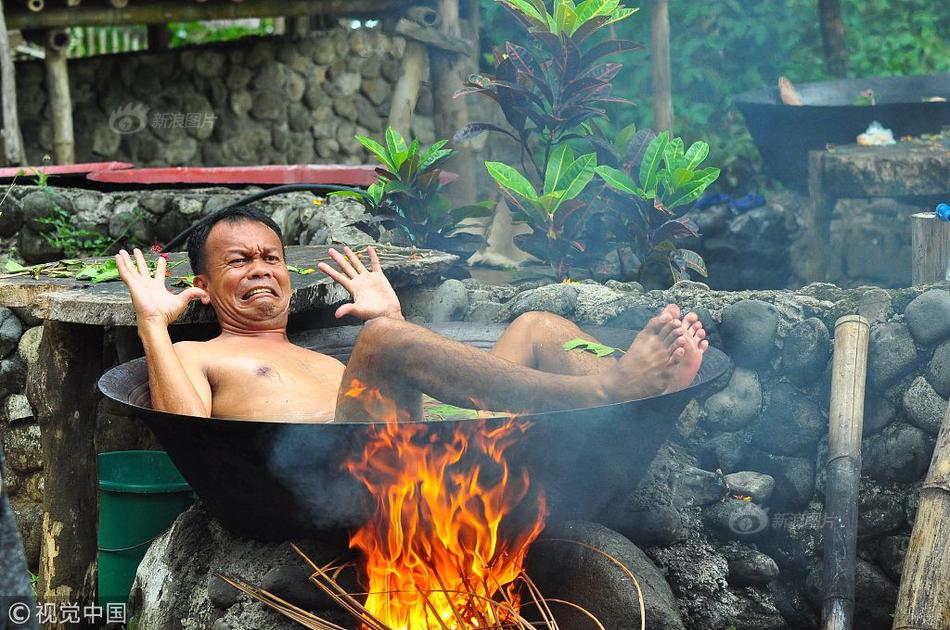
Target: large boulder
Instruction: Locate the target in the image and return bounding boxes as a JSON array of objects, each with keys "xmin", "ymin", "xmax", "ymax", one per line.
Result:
[
  {"xmin": 525, "ymin": 520, "xmax": 685, "ymax": 630},
  {"xmin": 131, "ymin": 503, "xmax": 353, "ymax": 630},
  {"xmin": 867, "ymin": 323, "xmax": 918, "ymax": 387},
  {"xmin": 904, "ymin": 289, "xmax": 950, "ymax": 346},
  {"xmin": 719, "ymin": 300, "xmax": 779, "ymax": 368}
]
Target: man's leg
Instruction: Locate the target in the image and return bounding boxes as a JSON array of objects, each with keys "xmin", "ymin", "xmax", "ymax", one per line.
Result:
[
  {"xmin": 491, "ymin": 311, "xmax": 614, "ymax": 376},
  {"xmin": 334, "ymin": 311, "xmax": 698, "ymax": 423}
]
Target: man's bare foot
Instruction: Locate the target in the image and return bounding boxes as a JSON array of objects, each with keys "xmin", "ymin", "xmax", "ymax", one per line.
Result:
[
  {"xmin": 603, "ymin": 305, "xmax": 686, "ymax": 402},
  {"xmin": 779, "ymin": 76, "xmax": 803, "ymax": 105},
  {"xmin": 665, "ymin": 308, "xmax": 709, "ymax": 393},
  {"xmin": 602, "ymin": 305, "xmax": 709, "ymax": 403}
]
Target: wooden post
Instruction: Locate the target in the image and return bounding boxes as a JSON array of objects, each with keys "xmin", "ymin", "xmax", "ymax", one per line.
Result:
[
  {"xmin": 911, "ymin": 213, "xmax": 950, "ymax": 286},
  {"xmin": 821, "ymin": 315, "xmax": 870, "ymax": 630},
  {"xmin": 805, "ymin": 150, "xmax": 833, "ymax": 282},
  {"xmin": 43, "ymin": 29, "xmax": 75, "ymax": 165},
  {"xmin": 25, "ymin": 322, "xmax": 104, "ymax": 624},
  {"xmin": 147, "ymin": 24, "xmax": 171, "ymax": 50},
  {"xmin": 0, "ymin": 1, "xmax": 26, "ymax": 165},
  {"xmin": 429, "ymin": 0, "xmax": 476, "ymax": 205},
  {"xmin": 893, "ymin": 398, "xmax": 950, "ymax": 629},
  {"xmin": 650, "ymin": 0, "xmax": 672, "ymax": 132},
  {"xmin": 388, "ymin": 40, "xmax": 426, "ymax": 139},
  {"xmin": 818, "ymin": 0, "xmax": 848, "ymax": 78}
]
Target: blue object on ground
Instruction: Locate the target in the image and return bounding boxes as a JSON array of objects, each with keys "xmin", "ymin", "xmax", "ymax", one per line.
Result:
[
  {"xmin": 695, "ymin": 192, "xmax": 731, "ymax": 210},
  {"xmin": 936, "ymin": 203, "xmax": 950, "ymax": 222},
  {"xmin": 731, "ymin": 193, "xmax": 767, "ymax": 212}
]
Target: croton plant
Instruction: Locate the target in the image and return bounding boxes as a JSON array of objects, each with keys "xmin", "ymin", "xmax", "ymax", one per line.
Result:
[{"xmin": 456, "ymin": 0, "xmax": 720, "ymax": 284}]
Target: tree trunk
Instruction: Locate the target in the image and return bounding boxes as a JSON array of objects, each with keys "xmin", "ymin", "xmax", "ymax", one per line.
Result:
[
  {"xmin": 892, "ymin": 399, "xmax": 950, "ymax": 630},
  {"xmin": 819, "ymin": 0, "xmax": 848, "ymax": 78},
  {"xmin": 430, "ymin": 0, "xmax": 476, "ymax": 205},
  {"xmin": 147, "ymin": 24, "xmax": 170, "ymax": 50},
  {"xmin": 25, "ymin": 322, "xmax": 104, "ymax": 627},
  {"xmin": 650, "ymin": 0, "xmax": 673, "ymax": 132}
]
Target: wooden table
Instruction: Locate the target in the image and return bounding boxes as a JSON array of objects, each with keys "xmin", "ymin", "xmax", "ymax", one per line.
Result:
[
  {"xmin": 0, "ymin": 244, "xmax": 456, "ymax": 615},
  {"xmin": 802, "ymin": 139, "xmax": 950, "ymax": 282}
]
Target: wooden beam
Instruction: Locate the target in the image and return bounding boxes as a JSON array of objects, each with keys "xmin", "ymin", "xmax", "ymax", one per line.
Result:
[
  {"xmin": 6, "ymin": 0, "xmax": 401, "ymax": 29},
  {"xmin": 43, "ymin": 29, "xmax": 74, "ymax": 165},
  {"xmin": 0, "ymin": 1, "xmax": 26, "ymax": 165},
  {"xmin": 893, "ymin": 398, "xmax": 950, "ymax": 629},
  {"xmin": 650, "ymin": 0, "xmax": 672, "ymax": 132}
]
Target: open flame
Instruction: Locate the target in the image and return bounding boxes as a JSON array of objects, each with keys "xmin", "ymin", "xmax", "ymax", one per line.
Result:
[{"xmin": 343, "ymin": 379, "xmax": 547, "ymax": 629}]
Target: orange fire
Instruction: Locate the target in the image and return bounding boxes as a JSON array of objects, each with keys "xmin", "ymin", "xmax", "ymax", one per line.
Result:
[{"xmin": 343, "ymin": 380, "xmax": 547, "ymax": 629}]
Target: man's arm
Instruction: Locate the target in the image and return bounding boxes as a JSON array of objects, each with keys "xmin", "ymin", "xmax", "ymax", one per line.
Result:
[
  {"xmin": 317, "ymin": 246, "xmax": 404, "ymax": 321},
  {"xmin": 116, "ymin": 249, "xmax": 212, "ymax": 416}
]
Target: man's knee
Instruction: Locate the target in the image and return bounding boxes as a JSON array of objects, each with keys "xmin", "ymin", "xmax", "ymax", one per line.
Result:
[
  {"xmin": 510, "ymin": 310, "xmax": 570, "ymax": 332},
  {"xmin": 353, "ymin": 317, "xmax": 411, "ymax": 358}
]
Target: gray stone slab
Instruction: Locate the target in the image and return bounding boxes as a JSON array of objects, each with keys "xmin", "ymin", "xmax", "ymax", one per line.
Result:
[
  {"xmin": 0, "ymin": 245, "xmax": 457, "ymax": 327},
  {"xmin": 822, "ymin": 140, "xmax": 950, "ymax": 198}
]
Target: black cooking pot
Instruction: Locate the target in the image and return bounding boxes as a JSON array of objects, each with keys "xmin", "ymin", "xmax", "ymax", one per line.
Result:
[
  {"xmin": 735, "ymin": 73, "xmax": 950, "ymax": 190},
  {"xmin": 98, "ymin": 323, "xmax": 731, "ymax": 540}
]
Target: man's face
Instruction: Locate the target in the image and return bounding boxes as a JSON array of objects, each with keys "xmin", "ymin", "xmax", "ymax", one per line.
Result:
[{"xmin": 193, "ymin": 220, "xmax": 292, "ymax": 330}]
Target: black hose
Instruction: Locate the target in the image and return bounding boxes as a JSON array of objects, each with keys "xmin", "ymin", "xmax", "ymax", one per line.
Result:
[{"xmin": 160, "ymin": 183, "xmax": 366, "ymax": 253}]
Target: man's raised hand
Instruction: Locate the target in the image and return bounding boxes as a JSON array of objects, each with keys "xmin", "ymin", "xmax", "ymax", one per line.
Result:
[
  {"xmin": 116, "ymin": 249, "xmax": 208, "ymax": 328},
  {"xmin": 317, "ymin": 245, "xmax": 403, "ymax": 321}
]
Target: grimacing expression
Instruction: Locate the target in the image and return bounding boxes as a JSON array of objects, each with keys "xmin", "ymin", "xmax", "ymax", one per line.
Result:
[{"xmin": 193, "ymin": 220, "xmax": 292, "ymax": 326}]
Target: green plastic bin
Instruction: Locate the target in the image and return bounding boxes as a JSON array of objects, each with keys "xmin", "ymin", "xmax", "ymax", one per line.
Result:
[{"xmin": 97, "ymin": 450, "xmax": 194, "ymax": 606}]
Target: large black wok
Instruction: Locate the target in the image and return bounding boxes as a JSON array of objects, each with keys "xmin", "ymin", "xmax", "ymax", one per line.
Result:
[
  {"xmin": 98, "ymin": 323, "xmax": 731, "ymax": 541},
  {"xmin": 735, "ymin": 73, "xmax": 950, "ymax": 190}
]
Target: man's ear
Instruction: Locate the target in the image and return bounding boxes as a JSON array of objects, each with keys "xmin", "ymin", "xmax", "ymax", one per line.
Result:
[{"xmin": 192, "ymin": 275, "xmax": 212, "ymax": 304}]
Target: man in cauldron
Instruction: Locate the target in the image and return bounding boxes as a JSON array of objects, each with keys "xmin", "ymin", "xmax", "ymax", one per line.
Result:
[{"xmin": 116, "ymin": 207, "xmax": 707, "ymax": 423}]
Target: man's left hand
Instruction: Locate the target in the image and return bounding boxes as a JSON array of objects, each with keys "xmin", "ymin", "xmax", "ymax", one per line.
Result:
[{"xmin": 318, "ymin": 245, "xmax": 404, "ymax": 321}]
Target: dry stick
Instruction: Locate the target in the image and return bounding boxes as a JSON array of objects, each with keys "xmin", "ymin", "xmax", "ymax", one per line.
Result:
[
  {"xmin": 542, "ymin": 600, "xmax": 607, "ymax": 630},
  {"xmin": 216, "ymin": 574, "xmax": 345, "ymax": 630},
  {"xmin": 892, "ymin": 397, "xmax": 950, "ymax": 629},
  {"xmin": 517, "ymin": 573, "xmax": 559, "ymax": 630},
  {"xmin": 821, "ymin": 315, "xmax": 870, "ymax": 630}
]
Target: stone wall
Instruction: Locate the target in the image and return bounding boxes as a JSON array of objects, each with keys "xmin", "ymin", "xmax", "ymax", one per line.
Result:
[
  {"xmin": 0, "ymin": 184, "xmax": 380, "ymax": 264},
  {"xmin": 126, "ymin": 280, "xmax": 950, "ymax": 630},
  {"xmin": 11, "ymin": 25, "xmax": 427, "ymax": 166},
  {"xmin": 444, "ymin": 278, "xmax": 949, "ymax": 629}
]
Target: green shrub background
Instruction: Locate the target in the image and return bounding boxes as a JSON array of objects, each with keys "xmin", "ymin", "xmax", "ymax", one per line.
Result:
[{"xmin": 479, "ymin": 0, "xmax": 949, "ymax": 191}]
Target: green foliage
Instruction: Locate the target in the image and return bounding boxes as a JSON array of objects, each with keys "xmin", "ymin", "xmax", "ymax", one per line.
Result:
[
  {"xmin": 466, "ymin": 0, "xmax": 718, "ymax": 283},
  {"xmin": 37, "ymin": 205, "xmax": 113, "ymax": 258},
  {"xmin": 168, "ymin": 19, "xmax": 275, "ymax": 47},
  {"xmin": 479, "ymin": 0, "xmax": 950, "ymax": 190},
  {"xmin": 333, "ymin": 127, "xmax": 492, "ymax": 257}
]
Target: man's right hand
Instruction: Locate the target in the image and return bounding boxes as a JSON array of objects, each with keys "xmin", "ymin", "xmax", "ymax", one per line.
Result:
[{"xmin": 116, "ymin": 249, "xmax": 208, "ymax": 329}]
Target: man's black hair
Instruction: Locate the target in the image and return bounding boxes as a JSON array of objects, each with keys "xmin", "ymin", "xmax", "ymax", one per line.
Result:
[{"xmin": 186, "ymin": 206, "xmax": 284, "ymax": 274}]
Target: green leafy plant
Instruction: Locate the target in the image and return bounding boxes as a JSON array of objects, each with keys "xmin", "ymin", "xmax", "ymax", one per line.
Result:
[
  {"xmin": 462, "ymin": 0, "xmax": 719, "ymax": 283},
  {"xmin": 36, "ymin": 204, "xmax": 113, "ymax": 258},
  {"xmin": 333, "ymin": 127, "xmax": 493, "ymax": 257},
  {"xmin": 594, "ymin": 129, "xmax": 719, "ymax": 282}
]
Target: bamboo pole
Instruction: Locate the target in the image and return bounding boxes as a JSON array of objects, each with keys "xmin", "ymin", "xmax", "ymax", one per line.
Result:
[
  {"xmin": 650, "ymin": 0, "xmax": 672, "ymax": 132},
  {"xmin": 388, "ymin": 40, "xmax": 426, "ymax": 139},
  {"xmin": 911, "ymin": 213, "xmax": 950, "ymax": 286},
  {"xmin": 0, "ymin": 0, "xmax": 27, "ymax": 165},
  {"xmin": 822, "ymin": 314, "xmax": 871, "ymax": 630},
  {"xmin": 892, "ymin": 398, "xmax": 950, "ymax": 629},
  {"xmin": 43, "ymin": 29, "xmax": 74, "ymax": 165},
  {"xmin": 6, "ymin": 0, "xmax": 402, "ymax": 29}
]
